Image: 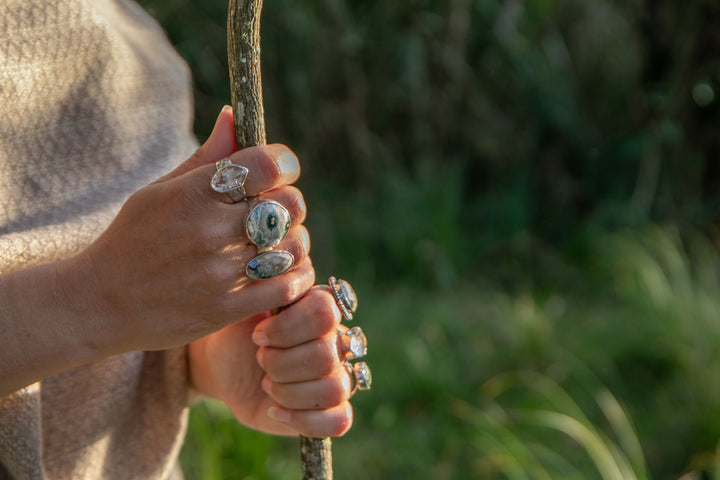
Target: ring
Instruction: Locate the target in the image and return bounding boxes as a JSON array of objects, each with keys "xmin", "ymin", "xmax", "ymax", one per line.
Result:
[
  {"xmin": 340, "ymin": 326, "xmax": 367, "ymax": 359},
  {"xmin": 329, "ymin": 276, "xmax": 358, "ymax": 321},
  {"xmin": 244, "ymin": 199, "xmax": 295, "ymax": 280},
  {"xmin": 211, "ymin": 158, "xmax": 248, "ymax": 202},
  {"xmin": 246, "ymin": 201, "xmax": 291, "ymax": 250},
  {"xmin": 346, "ymin": 361, "xmax": 372, "ymax": 396},
  {"xmin": 246, "ymin": 250, "xmax": 295, "ymax": 280}
]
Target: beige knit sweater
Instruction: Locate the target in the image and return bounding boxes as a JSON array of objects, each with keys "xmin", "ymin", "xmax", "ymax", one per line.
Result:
[{"xmin": 0, "ymin": 0, "xmax": 198, "ymax": 478}]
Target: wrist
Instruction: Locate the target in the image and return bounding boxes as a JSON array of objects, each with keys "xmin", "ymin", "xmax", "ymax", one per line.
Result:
[
  {"xmin": 55, "ymin": 251, "xmax": 124, "ymax": 360},
  {"xmin": 0, "ymin": 254, "xmax": 119, "ymax": 395}
]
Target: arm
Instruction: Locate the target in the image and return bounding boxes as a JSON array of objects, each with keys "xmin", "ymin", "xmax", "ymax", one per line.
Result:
[
  {"xmin": 0, "ymin": 256, "xmax": 107, "ymax": 396},
  {"xmin": 0, "ymin": 108, "xmax": 312, "ymax": 397}
]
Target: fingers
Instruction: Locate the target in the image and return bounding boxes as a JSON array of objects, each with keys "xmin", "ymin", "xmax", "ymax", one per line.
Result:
[
  {"xmin": 267, "ymin": 402, "xmax": 354, "ymax": 438},
  {"xmin": 261, "ymin": 366, "xmax": 351, "ymax": 410},
  {"xmin": 252, "ymin": 286, "xmax": 340, "ymax": 348},
  {"xmin": 198, "ymin": 144, "xmax": 300, "ymax": 204},
  {"xmin": 229, "ymin": 257, "xmax": 316, "ymax": 318},
  {"xmin": 209, "ymin": 195, "xmax": 308, "ymax": 254},
  {"xmin": 256, "ymin": 332, "xmax": 342, "ymax": 383}
]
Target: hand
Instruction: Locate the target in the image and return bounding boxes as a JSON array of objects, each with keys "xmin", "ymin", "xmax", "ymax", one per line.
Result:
[
  {"xmin": 188, "ymin": 285, "xmax": 354, "ymax": 438},
  {"xmin": 65, "ymin": 107, "xmax": 313, "ymax": 354}
]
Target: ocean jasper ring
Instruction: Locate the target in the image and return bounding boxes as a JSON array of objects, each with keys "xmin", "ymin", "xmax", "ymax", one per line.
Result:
[
  {"xmin": 211, "ymin": 158, "xmax": 248, "ymax": 203},
  {"xmin": 329, "ymin": 276, "xmax": 358, "ymax": 321},
  {"xmin": 246, "ymin": 201, "xmax": 291, "ymax": 250},
  {"xmin": 245, "ymin": 199, "xmax": 295, "ymax": 280},
  {"xmin": 246, "ymin": 251, "xmax": 295, "ymax": 280}
]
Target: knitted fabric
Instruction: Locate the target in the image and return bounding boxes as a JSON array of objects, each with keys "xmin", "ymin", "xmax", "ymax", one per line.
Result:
[{"xmin": 0, "ymin": 0, "xmax": 197, "ymax": 477}]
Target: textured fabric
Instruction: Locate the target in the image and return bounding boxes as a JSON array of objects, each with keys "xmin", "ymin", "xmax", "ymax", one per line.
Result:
[{"xmin": 0, "ymin": 0, "xmax": 198, "ymax": 478}]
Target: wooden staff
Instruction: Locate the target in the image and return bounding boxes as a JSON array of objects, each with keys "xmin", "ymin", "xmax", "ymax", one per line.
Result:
[{"xmin": 227, "ymin": 0, "xmax": 334, "ymax": 478}]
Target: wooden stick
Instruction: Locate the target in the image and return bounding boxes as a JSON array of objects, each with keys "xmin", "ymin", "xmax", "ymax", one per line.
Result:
[{"xmin": 227, "ymin": 1, "xmax": 334, "ymax": 478}]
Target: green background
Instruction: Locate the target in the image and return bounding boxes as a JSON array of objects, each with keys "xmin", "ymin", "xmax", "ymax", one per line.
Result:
[{"xmin": 137, "ymin": 0, "xmax": 720, "ymax": 478}]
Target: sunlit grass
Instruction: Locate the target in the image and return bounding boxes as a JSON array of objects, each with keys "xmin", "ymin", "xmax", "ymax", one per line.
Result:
[{"xmin": 180, "ymin": 226, "xmax": 720, "ymax": 479}]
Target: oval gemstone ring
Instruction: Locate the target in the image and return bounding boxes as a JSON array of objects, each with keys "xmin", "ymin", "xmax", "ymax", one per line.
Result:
[
  {"xmin": 329, "ymin": 276, "xmax": 358, "ymax": 321},
  {"xmin": 246, "ymin": 201, "xmax": 291, "ymax": 250}
]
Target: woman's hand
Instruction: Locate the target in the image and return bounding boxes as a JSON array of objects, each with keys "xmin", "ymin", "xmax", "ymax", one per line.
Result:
[
  {"xmin": 0, "ymin": 107, "xmax": 313, "ymax": 395},
  {"xmin": 75, "ymin": 107, "xmax": 314, "ymax": 354},
  {"xmin": 188, "ymin": 286, "xmax": 355, "ymax": 438}
]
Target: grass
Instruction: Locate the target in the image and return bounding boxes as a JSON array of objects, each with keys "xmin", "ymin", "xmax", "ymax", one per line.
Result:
[
  {"xmin": 129, "ymin": 0, "xmax": 720, "ymax": 477},
  {"xmin": 179, "ymin": 226, "xmax": 720, "ymax": 479}
]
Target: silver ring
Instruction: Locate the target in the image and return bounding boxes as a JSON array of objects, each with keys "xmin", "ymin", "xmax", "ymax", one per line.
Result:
[
  {"xmin": 244, "ymin": 199, "xmax": 295, "ymax": 280},
  {"xmin": 246, "ymin": 250, "xmax": 295, "ymax": 280},
  {"xmin": 211, "ymin": 158, "xmax": 248, "ymax": 202},
  {"xmin": 340, "ymin": 326, "xmax": 367, "ymax": 359},
  {"xmin": 345, "ymin": 361, "xmax": 372, "ymax": 396},
  {"xmin": 246, "ymin": 201, "xmax": 291, "ymax": 250},
  {"xmin": 329, "ymin": 276, "xmax": 358, "ymax": 321}
]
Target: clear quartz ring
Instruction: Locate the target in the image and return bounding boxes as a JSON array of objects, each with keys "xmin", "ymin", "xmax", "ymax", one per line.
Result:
[
  {"xmin": 329, "ymin": 276, "xmax": 358, "ymax": 321},
  {"xmin": 346, "ymin": 361, "xmax": 372, "ymax": 396},
  {"xmin": 211, "ymin": 158, "xmax": 248, "ymax": 202},
  {"xmin": 341, "ymin": 326, "xmax": 367, "ymax": 359}
]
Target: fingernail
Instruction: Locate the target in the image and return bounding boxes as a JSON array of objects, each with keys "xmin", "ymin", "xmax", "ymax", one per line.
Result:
[
  {"xmin": 253, "ymin": 330, "xmax": 269, "ymax": 346},
  {"xmin": 267, "ymin": 406, "xmax": 291, "ymax": 424},
  {"xmin": 276, "ymin": 150, "xmax": 300, "ymax": 179},
  {"xmin": 221, "ymin": 104, "xmax": 232, "ymax": 113}
]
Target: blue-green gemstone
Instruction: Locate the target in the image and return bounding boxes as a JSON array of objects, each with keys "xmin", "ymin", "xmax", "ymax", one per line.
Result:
[
  {"xmin": 246, "ymin": 251, "xmax": 294, "ymax": 280},
  {"xmin": 246, "ymin": 201, "xmax": 291, "ymax": 248}
]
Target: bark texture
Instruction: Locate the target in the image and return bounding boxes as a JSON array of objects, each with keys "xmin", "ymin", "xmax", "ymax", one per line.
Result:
[
  {"xmin": 227, "ymin": 1, "xmax": 334, "ymax": 478},
  {"xmin": 300, "ymin": 436, "xmax": 333, "ymax": 480},
  {"xmin": 228, "ymin": 0, "xmax": 266, "ymax": 148}
]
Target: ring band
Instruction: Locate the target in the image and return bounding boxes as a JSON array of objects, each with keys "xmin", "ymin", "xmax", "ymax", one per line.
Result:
[
  {"xmin": 346, "ymin": 361, "xmax": 372, "ymax": 396},
  {"xmin": 211, "ymin": 158, "xmax": 248, "ymax": 202},
  {"xmin": 329, "ymin": 276, "xmax": 358, "ymax": 321},
  {"xmin": 340, "ymin": 326, "xmax": 367, "ymax": 359}
]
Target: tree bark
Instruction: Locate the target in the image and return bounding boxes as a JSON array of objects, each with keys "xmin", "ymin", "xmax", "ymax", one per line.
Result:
[
  {"xmin": 228, "ymin": 0, "xmax": 266, "ymax": 148},
  {"xmin": 227, "ymin": 1, "xmax": 333, "ymax": 478},
  {"xmin": 300, "ymin": 436, "xmax": 333, "ymax": 480}
]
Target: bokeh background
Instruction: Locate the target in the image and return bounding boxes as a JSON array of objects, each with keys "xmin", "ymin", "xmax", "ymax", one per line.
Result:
[{"xmin": 137, "ymin": 0, "xmax": 720, "ymax": 478}]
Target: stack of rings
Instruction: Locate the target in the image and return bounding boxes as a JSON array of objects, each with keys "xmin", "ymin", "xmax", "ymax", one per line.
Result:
[
  {"xmin": 330, "ymin": 276, "xmax": 372, "ymax": 396},
  {"xmin": 211, "ymin": 163, "xmax": 372, "ymax": 394},
  {"xmin": 210, "ymin": 158, "xmax": 295, "ymax": 280},
  {"xmin": 244, "ymin": 199, "xmax": 295, "ymax": 280}
]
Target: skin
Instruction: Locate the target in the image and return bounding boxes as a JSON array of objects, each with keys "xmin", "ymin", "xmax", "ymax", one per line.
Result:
[{"xmin": 0, "ymin": 107, "xmax": 353, "ymax": 438}]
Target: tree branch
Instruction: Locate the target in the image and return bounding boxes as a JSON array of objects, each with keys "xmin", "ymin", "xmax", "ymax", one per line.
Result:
[{"xmin": 227, "ymin": 1, "xmax": 334, "ymax": 478}]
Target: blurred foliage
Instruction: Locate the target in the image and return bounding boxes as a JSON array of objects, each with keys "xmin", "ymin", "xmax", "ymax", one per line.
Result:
[
  {"xmin": 134, "ymin": 0, "xmax": 720, "ymax": 478},
  {"xmin": 139, "ymin": 0, "xmax": 720, "ymax": 290}
]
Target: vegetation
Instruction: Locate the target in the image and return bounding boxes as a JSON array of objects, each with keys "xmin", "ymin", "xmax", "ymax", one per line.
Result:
[{"xmin": 137, "ymin": 0, "xmax": 720, "ymax": 478}]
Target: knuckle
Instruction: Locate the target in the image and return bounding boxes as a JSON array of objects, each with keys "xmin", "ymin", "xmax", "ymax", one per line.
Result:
[
  {"xmin": 286, "ymin": 186, "xmax": 306, "ymax": 218},
  {"xmin": 275, "ymin": 280, "xmax": 302, "ymax": 306},
  {"xmin": 254, "ymin": 148, "xmax": 283, "ymax": 185}
]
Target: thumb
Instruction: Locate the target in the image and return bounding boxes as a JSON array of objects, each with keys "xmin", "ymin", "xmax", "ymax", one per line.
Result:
[{"xmin": 159, "ymin": 105, "xmax": 237, "ymax": 181}]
